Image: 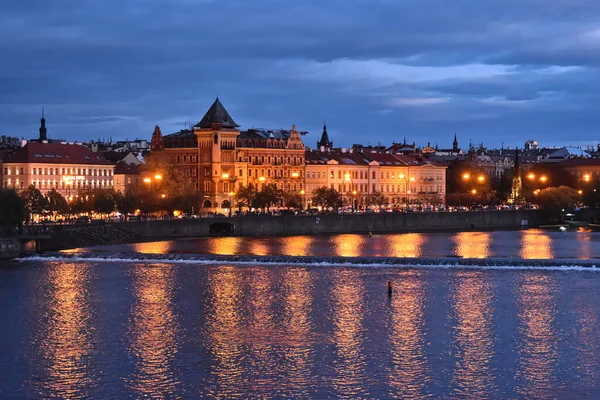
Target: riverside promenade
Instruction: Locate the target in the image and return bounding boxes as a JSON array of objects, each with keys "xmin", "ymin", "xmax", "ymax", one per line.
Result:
[{"xmin": 29, "ymin": 210, "xmax": 539, "ymax": 252}]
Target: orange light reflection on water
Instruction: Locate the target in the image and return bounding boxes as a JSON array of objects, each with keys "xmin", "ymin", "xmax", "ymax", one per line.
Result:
[
  {"xmin": 389, "ymin": 233, "xmax": 425, "ymax": 258},
  {"xmin": 34, "ymin": 262, "xmax": 95, "ymax": 399},
  {"xmin": 454, "ymin": 232, "xmax": 491, "ymax": 258},
  {"xmin": 332, "ymin": 234, "xmax": 365, "ymax": 257},
  {"xmin": 515, "ymin": 273, "xmax": 559, "ymax": 398},
  {"xmin": 281, "ymin": 236, "xmax": 313, "ymax": 256},
  {"xmin": 204, "ymin": 266, "xmax": 244, "ymax": 396},
  {"xmin": 451, "ymin": 271, "xmax": 496, "ymax": 397},
  {"xmin": 387, "ymin": 270, "xmax": 430, "ymax": 399},
  {"xmin": 125, "ymin": 264, "xmax": 180, "ymax": 398},
  {"xmin": 205, "ymin": 237, "xmax": 243, "ymax": 255},
  {"xmin": 520, "ymin": 230, "xmax": 553, "ymax": 259},
  {"xmin": 330, "ymin": 269, "xmax": 367, "ymax": 397},
  {"xmin": 131, "ymin": 241, "xmax": 175, "ymax": 254}
]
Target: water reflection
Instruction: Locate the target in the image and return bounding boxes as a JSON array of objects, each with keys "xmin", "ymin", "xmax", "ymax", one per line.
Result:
[
  {"xmin": 451, "ymin": 271, "xmax": 496, "ymax": 397},
  {"xmin": 281, "ymin": 236, "xmax": 313, "ymax": 256},
  {"xmin": 249, "ymin": 240, "xmax": 270, "ymax": 256},
  {"xmin": 387, "ymin": 270, "xmax": 430, "ymax": 399},
  {"xmin": 203, "ymin": 266, "xmax": 244, "ymax": 396},
  {"xmin": 520, "ymin": 230, "xmax": 553, "ymax": 259},
  {"xmin": 131, "ymin": 241, "xmax": 175, "ymax": 254},
  {"xmin": 454, "ymin": 232, "xmax": 491, "ymax": 258},
  {"xmin": 279, "ymin": 268, "xmax": 315, "ymax": 395},
  {"xmin": 571, "ymin": 283, "xmax": 600, "ymax": 391},
  {"xmin": 32, "ymin": 262, "xmax": 96, "ymax": 399},
  {"xmin": 204, "ymin": 236, "xmax": 243, "ymax": 255},
  {"xmin": 389, "ymin": 233, "xmax": 425, "ymax": 257},
  {"xmin": 330, "ymin": 269, "xmax": 367, "ymax": 397},
  {"xmin": 125, "ymin": 264, "xmax": 180, "ymax": 398},
  {"xmin": 333, "ymin": 234, "xmax": 365, "ymax": 257},
  {"xmin": 515, "ymin": 273, "xmax": 560, "ymax": 398}
]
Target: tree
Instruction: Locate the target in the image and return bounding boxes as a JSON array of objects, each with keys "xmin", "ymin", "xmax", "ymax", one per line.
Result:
[
  {"xmin": 0, "ymin": 189, "xmax": 26, "ymax": 230},
  {"xmin": 581, "ymin": 179, "xmax": 600, "ymax": 209},
  {"xmin": 46, "ymin": 189, "xmax": 69, "ymax": 219},
  {"xmin": 236, "ymin": 184, "xmax": 257, "ymax": 209},
  {"xmin": 536, "ymin": 186, "xmax": 580, "ymax": 211},
  {"xmin": 21, "ymin": 185, "xmax": 48, "ymax": 217},
  {"xmin": 311, "ymin": 186, "xmax": 342, "ymax": 210},
  {"xmin": 114, "ymin": 191, "xmax": 139, "ymax": 216},
  {"xmin": 367, "ymin": 191, "xmax": 388, "ymax": 210},
  {"xmin": 92, "ymin": 189, "xmax": 116, "ymax": 216},
  {"xmin": 283, "ymin": 192, "xmax": 303, "ymax": 209},
  {"xmin": 253, "ymin": 183, "xmax": 282, "ymax": 211}
]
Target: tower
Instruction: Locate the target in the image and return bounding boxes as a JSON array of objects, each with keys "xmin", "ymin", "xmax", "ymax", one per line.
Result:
[
  {"xmin": 150, "ymin": 125, "xmax": 164, "ymax": 152},
  {"xmin": 452, "ymin": 132, "xmax": 458, "ymax": 151},
  {"xmin": 317, "ymin": 120, "xmax": 333, "ymax": 150},
  {"xmin": 193, "ymin": 97, "xmax": 240, "ymax": 207},
  {"xmin": 39, "ymin": 107, "xmax": 47, "ymax": 141}
]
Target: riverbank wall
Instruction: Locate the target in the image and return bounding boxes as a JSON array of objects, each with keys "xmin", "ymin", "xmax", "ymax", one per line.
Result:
[
  {"xmin": 0, "ymin": 237, "xmax": 21, "ymax": 260},
  {"xmin": 38, "ymin": 210, "xmax": 539, "ymax": 251}
]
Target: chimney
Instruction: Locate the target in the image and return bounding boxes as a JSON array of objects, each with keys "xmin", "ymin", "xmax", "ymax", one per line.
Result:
[{"xmin": 341, "ymin": 148, "xmax": 346, "ymax": 153}]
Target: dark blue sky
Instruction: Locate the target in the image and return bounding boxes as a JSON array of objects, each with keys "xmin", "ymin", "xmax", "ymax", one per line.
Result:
[{"xmin": 2, "ymin": 0, "xmax": 600, "ymax": 150}]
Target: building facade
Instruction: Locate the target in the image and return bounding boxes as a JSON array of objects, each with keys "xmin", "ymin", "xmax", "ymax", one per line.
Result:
[
  {"xmin": 152, "ymin": 98, "xmax": 307, "ymax": 209},
  {"xmin": 2, "ymin": 142, "xmax": 114, "ymax": 198}
]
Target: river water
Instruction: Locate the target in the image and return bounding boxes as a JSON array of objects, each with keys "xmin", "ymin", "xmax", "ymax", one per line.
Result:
[{"xmin": 1, "ymin": 230, "xmax": 600, "ymax": 398}]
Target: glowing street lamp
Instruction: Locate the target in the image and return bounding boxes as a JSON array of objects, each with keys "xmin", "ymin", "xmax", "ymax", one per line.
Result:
[
  {"xmin": 527, "ymin": 173, "xmax": 535, "ymax": 180},
  {"xmin": 463, "ymin": 173, "xmax": 470, "ymax": 180},
  {"xmin": 578, "ymin": 190, "xmax": 583, "ymax": 195},
  {"xmin": 228, "ymin": 191, "xmax": 235, "ymax": 217},
  {"xmin": 477, "ymin": 175, "xmax": 485, "ymax": 183},
  {"xmin": 258, "ymin": 176, "xmax": 265, "ymax": 182},
  {"xmin": 584, "ymin": 174, "xmax": 591, "ymax": 182},
  {"xmin": 539, "ymin": 175, "xmax": 548, "ymax": 183},
  {"xmin": 161, "ymin": 193, "xmax": 166, "ymax": 199},
  {"xmin": 471, "ymin": 189, "xmax": 477, "ymax": 194},
  {"xmin": 143, "ymin": 177, "xmax": 152, "ymax": 184},
  {"xmin": 291, "ymin": 172, "xmax": 299, "ymax": 178},
  {"xmin": 154, "ymin": 174, "xmax": 162, "ymax": 180}
]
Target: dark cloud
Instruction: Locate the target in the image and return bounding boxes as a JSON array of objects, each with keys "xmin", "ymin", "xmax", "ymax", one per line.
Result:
[{"xmin": 1, "ymin": 0, "xmax": 599, "ymax": 148}]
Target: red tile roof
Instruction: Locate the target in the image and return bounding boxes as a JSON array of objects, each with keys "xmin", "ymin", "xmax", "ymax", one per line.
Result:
[{"xmin": 4, "ymin": 142, "xmax": 112, "ymax": 165}]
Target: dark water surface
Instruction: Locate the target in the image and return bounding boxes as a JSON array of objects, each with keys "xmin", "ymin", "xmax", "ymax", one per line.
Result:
[
  {"xmin": 67, "ymin": 229, "xmax": 600, "ymax": 260},
  {"xmin": 2, "ymin": 254, "xmax": 600, "ymax": 398}
]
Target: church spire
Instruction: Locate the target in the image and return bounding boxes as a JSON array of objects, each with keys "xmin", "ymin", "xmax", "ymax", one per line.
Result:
[
  {"xmin": 151, "ymin": 125, "xmax": 164, "ymax": 152},
  {"xmin": 452, "ymin": 132, "xmax": 458, "ymax": 150},
  {"xmin": 317, "ymin": 119, "xmax": 333, "ymax": 150},
  {"xmin": 39, "ymin": 107, "xmax": 47, "ymax": 141}
]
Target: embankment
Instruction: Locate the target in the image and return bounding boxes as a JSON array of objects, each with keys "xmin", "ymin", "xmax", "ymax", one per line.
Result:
[{"xmin": 38, "ymin": 210, "xmax": 539, "ymax": 251}]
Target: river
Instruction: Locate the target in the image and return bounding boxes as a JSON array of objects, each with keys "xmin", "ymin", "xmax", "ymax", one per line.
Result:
[{"xmin": 1, "ymin": 230, "xmax": 599, "ymax": 398}]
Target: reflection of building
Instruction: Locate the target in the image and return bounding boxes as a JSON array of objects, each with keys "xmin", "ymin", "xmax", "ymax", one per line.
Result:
[{"xmin": 152, "ymin": 98, "xmax": 307, "ymax": 209}]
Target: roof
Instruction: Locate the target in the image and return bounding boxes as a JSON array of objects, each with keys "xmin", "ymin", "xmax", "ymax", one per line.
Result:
[
  {"xmin": 194, "ymin": 97, "xmax": 240, "ymax": 129},
  {"xmin": 549, "ymin": 147, "xmax": 591, "ymax": 158},
  {"xmin": 305, "ymin": 150, "xmax": 370, "ymax": 166},
  {"xmin": 100, "ymin": 150, "xmax": 132, "ymax": 163},
  {"xmin": 114, "ymin": 161, "xmax": 139, "ymax": 175},
  {"xmin": 4, "ymin": 142, "xmax": 112, "ymax": 165},
  {"xmin": 560, "ymin": 158, "xmax": 600, "ymax": 168}
]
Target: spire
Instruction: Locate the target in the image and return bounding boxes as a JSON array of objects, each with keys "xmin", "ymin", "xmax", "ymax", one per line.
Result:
[
  {"xmin": 452, "ymin": 132, "xmax": 458, "ymax": 150},
  {"xmin": 39, "ymin": 107, "xmax": 47, "ymax": 141},
  {"xmin": 317, "ymin": 119, "xmax": 333, "ymax": 149},
  {"xmin": 195, "ymin": 97, "xmax": 240, "ymax": 129}
]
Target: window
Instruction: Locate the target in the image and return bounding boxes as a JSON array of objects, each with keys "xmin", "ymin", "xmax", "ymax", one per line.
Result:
[
  {"xmin": 205, "ymin": 182, "xmax": 210, "ymax": 192},
  {"xmin": 372, "ymin": 171, "xmax": 376, "ymax": 179},
  {"xmin": 239, "ymin": 169, "xmax": 243, "ymax": 177},
  {"xmin": 248, "ymin": 169, "xmax": 252, "ymax": 177},
  {"xmin": 33, "ymin": 168, "xmax": 36, "ymax": 175}
]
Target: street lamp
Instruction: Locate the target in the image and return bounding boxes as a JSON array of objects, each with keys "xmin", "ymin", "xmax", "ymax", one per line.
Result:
[
  {"xmin": 143, "ymin": 177, "xmax": 152, "ymax": 184},
  {"xmin": 300, "ymin": 189, "xmax": 305, "ymax": 211},
  {"xmin": 222, "ymin": 173, "xmax": 229, "ymax": 179},
  {"xmin": 259, "ymin": 176, "xmax": 265, "ymax": 182},
  {"xmin": 154, "ymin": 174, "xmax": 162, "ymax": 180},
  {"xmin": 463, "ymin": 173, "xmax": 470, "ymax": 180},
  {"xmin": 528, "ymin": 173, "xmax": 535, "ymax": 180},
  {"xmin": 352, "ymin": 190, "xmax": 357, "ymax": 212},
  {"xmin": 584, "ymin": 174, "xmax": 591, "ymax": 182},
  {"xmin": 540, "ymin": 175, "xmax": 548, "ymax": 183},
  {"xmin": 477, "ymin": 175, "xmax": 485, "ymax": 183}
]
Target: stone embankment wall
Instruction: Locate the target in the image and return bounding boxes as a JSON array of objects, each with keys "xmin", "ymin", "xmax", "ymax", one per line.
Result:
[
  {"xmin": 110, "ymin": 210, "xmax": 538, "ymax": 238},
  {"xmin": 0, "ymin": 237, "xmax": 21, "ymax": 259}
]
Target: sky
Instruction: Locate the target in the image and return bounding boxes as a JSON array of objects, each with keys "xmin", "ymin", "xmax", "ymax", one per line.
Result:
[{"xmin": 2, "ymin": 0, "xmax": 600, "ymax": 150}]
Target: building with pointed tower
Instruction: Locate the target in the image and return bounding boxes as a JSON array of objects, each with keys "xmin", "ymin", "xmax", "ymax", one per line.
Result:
[
  {"xmin": 317, "ymin": 121, "xmax": 333, "ymax": 150},
  {"xmin": 433, "ymin": 132, "xmax": 462, "ymax": 156},
  {"xmin": 157, "ymin": 97, "xmax": 307, "ymax": 211},
  {"xmin": 508, "ymin": 147, "xmax": 523, "ymax": 204},
  {"xmin": 39, "ymin": 108, "xmax": 47, "ymax": 141}
]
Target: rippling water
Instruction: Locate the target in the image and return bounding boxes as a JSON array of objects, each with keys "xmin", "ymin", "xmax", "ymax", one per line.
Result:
[
  {"xmin": 64, "ymin": 229, "xmax": 600, "ymax": 259},
  {"xmin": 1, "ymin": 256, "xmax": 600, "ymax": 398}
]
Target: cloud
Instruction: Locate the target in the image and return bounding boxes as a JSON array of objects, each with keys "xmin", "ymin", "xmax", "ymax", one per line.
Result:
[{"xmin": 1, "ymin": 0, "xmax": 600, "ymax": 148}]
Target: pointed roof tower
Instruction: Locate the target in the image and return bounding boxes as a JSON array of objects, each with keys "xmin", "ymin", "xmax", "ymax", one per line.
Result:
[
  {"xmin": 150, "ymin": 125, "xmax": 164, "ymax": 152},
  {"xmin": 317, "ymin": 120, "xmax": 333, "ymax": 149},
  {"xmin": 39, "ymin": 107, "xmax": 47, "ymax": 141},
  {"xmin": 452, "ymin": 132, "xmax": 458, "ymax": 150},
  {"xmin": 195, "ymin": 97, "xmax": 240, "ymax": 129}
]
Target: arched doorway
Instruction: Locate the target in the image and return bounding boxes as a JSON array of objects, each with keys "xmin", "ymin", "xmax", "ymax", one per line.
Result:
[
  {"xmin": 203, "ymin": 200, "xmax": 212, "ymax": 208},
  {"xmin": 221, "ymin": 200, "xmax": 231, "ymax": 208}
]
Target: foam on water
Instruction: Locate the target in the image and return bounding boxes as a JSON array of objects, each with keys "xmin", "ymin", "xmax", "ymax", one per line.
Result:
[{"xmin": 17, "ymin": 253, "xmax": 600, "ymax": 271}]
